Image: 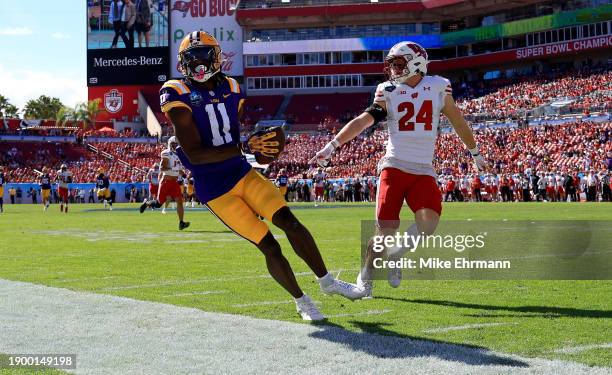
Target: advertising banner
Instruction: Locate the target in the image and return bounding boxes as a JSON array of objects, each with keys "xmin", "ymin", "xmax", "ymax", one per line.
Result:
[
  {"xmin": 515, "ymin": 35, "xmax": 612, "ymax": 60},
  {"xmin": 243, "ymin": 35, "xmax": 441, "ymax": 55},
  {"xmin": 88, "ymin": 85, "xmax": 161, "ymax": 122},
  {"xmin": 169, "ymin": 0, "xmax": 243, "ymax": 78},
  {"xmin": 3, "ymin": 183, "xmax": 149, "ymax": 204},
  {"xmin": 441, "ymin": 4, "xmax": 612, "ymax": 46},
  {"xmin": 87, "ymin": 0, "xmax": 170, "ymax": 86}
]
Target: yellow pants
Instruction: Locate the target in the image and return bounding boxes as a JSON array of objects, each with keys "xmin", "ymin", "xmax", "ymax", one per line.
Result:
[
  {"xmin": 42, "ymin": 189, "xmax": 51, "ymax": 201},
  {"xmin": 206, "ymin": 169, "xmax": 287, "ymax": 244},
  {"xmin": 279, "ymin": 186, "xmax": 288, "ymax": 198},
  {"xmin": 97, "ymin": 188, "xmax": 110, "ymax": 199}
]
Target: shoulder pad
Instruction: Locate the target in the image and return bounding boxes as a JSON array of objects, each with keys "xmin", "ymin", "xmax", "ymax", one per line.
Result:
[{"xmin": 162, "ymin": 80, "xmax": 191, "ymax": 95}]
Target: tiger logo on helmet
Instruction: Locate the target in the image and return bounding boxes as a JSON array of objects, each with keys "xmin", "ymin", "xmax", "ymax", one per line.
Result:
[
  {"xmin": 178, "ymin": 31, "xmax": 223, "ymax": 83},
  {"xmin": 384, "ymin": 41, "xmax": 429, "ymax": 84}
]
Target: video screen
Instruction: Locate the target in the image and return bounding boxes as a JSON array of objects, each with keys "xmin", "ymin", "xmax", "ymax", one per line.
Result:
[{"xmin": 87, "ymin": 0, "xmax": 169, "ymax": 49}]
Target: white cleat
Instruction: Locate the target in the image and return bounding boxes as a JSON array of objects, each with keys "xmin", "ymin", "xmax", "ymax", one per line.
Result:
[
  {"xmin": 295, "ymin": 295, "xmax": 325, "ymax": 321},
  {"xmin": 356, "ymin": 272, "xmax": 373, "ymax": 299},
  {"xmin": 161, "ymin": 208, "xmax": 167, "ymax": 215},
  {"xmin": 321, "ymin": 278, "xmax": 367, "ymax": 300},
  {"xmin": 387, "ymin": 258, "xmax": 402, "ymax": 288}
]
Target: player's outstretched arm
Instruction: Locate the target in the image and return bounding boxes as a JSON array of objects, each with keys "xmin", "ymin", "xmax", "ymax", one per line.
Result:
[
  {"xmin": 309, "ymin": 101, "xmax": 384, "ymax": 167},
  {"xmin": 442, "ymin": 95, "xmax": 489, "ymax": 172}
]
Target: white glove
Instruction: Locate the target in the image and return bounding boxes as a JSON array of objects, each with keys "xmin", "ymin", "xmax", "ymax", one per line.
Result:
[
  {"xmin": 309, "ymin": 139, "xmax": 340, "ymax": 167},
  {"xmin": 469, "ymin": 147, "xmax": 488, "ymax": 172}
]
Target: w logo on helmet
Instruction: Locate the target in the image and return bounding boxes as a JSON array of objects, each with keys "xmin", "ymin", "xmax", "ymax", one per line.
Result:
[{"xmin": 407, "ymin": 43, "xmax": 427, "ymax": 58}]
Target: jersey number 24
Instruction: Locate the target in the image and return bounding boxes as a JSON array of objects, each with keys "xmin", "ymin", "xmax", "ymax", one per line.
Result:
[{"xmin": 398, "ymin": 100, "xmax": 433, "ymax": 131}]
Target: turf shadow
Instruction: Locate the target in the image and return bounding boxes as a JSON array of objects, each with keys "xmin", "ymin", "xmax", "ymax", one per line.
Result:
[
  {"xmin": 379, "ymin": 297, "xmax": 612, "ymax": 319},
  {"xmin": 309, "ymin": 321, "xmax": 528, "ymax": 367}
]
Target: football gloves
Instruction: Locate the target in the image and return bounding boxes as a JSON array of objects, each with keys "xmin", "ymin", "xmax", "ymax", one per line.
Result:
[
  {"xmin": 469, "ymin": 147, "xmax": 488, "ymax": 172},
  {"xmin": 309, "ymin": 139, "xmax": 340, "ymax": 167},
  {"xmin": 241, "ymin": 126, "xmax": 286, "ymax": 164}
]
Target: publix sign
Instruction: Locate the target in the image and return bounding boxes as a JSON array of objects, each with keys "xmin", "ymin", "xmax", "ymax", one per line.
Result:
[{"xmin": 170, "ymin": 0, "xmax": 243, "ymax": 78}]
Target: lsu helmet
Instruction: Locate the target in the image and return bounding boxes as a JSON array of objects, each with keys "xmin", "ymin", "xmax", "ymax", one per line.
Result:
[
  {"xmin": 168, "ymin": 136, "xmax": 179, "ymax": 151},
  {"xmin": 385, "ymin": 41, "xmax": 429, "ymax": 83},
  {"xmin": 60, "ymin": 164, "xmax": 67, "ymax": 170},
  {"xmin": 178, "ymin": 31, "xmax": 222, "ymax": 83}
]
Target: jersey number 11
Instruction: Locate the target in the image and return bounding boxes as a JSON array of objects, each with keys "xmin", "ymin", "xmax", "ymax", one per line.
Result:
[{"xmin": 204, "ymin": 103, "xmax": 233, "ymax": 146}]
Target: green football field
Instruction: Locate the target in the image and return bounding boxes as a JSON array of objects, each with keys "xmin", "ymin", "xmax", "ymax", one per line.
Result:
[{"xmin": 0, "ymin": 202, "xmax": 610, "ymax": 370}]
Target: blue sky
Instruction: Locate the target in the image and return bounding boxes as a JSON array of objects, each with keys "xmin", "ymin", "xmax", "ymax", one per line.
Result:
[{"xmin": 0, "ymin": 0, "xmax": 86, "ymax": 112}]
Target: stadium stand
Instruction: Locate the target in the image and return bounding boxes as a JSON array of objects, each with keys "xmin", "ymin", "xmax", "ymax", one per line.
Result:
[{"xmin": 242, "ymin": 95, "xmax": 284, "ymax": 126}]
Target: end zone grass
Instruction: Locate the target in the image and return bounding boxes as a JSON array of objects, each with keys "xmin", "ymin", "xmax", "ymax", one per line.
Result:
[{"xmin": 0, "ymin": 202, "xmax": 610, "ymax": 367}]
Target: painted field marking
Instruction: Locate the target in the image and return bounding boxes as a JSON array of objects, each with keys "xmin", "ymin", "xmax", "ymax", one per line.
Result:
[
  {"xmin": 423, "ymin": 322, "xmax": 518, "ymax": 334},
  {"xmin": 161, "ymin": 290, "xmax": 229, "ymax": 297},
  {"xmin": 98, "ymin": 269, "xmax": 359, "ymax": 291},
  {"xmin": 2, "ymin": 279, "xmax": 608, "ymax": 375},
  {"xmin": 55, "ymin": 276, "xmax": 118, "ymax": 283},
  {"xmin": 233, "ymin": 300, "xmax": 322, "ymax": 308},
  {"xmin": 326, "ymin": 309, "xmax": 392, "ymax": 318},
  {"xmin": 553, "ymin": 343, "xmax": 612, "ymax": 354}
]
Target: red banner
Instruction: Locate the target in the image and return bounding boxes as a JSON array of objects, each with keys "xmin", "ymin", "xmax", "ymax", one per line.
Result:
[{"xmin": 88, "ymin": 85, "xmax": 160, "ymax": 122}]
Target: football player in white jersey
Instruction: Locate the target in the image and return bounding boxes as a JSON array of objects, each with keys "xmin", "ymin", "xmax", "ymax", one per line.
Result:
[
  {"xmin": 56, "ymin": 164, "xmax": 73, "ymax": 213},
  {"xmin": 311, "ymin": 41, "xmax": 488, "ymax": 296},
  {"xmin": 146, "ymin": 163, "xmax": 160, "ymax": 201},
  {"xmin": 140, "ymin": 137, "xmax": 190, "ymax": 230}
]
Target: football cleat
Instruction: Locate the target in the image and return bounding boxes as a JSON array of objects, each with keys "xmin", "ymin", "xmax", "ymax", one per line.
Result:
[
  {"xmin": 387, "ymin": 261, "xmax": 402, "ymax": 288},
  {"xmin": 320, "ymin": 278, "xmax": 367, "ymax": 300},
  {"xmin": 356, "ymin": 272, "xmax": 373, "ymax": 299},
  {"xmin": 295, "ymin": 295, "xmax": 325, "ymax": 321},
  {"xmin": 179, "ymin": 221, "xmax": 190, "ymax": 231},
  {"xmin": 139, "ymin": 201, "xmax": 148, "ymax": 213}
]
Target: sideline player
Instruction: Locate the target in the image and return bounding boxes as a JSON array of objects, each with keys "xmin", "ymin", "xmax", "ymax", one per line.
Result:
[
  {"xmin": 40, "ymin": 167, "xmax": 52, "ymax": 211},
  {"xmin": 56, "ymin": 164, "xmax": 73, "ymax": 213},
  {"xmin": 186, "ymin": 173, "xmax": 196, "ymax": 207},
  {"xmin": 145, "ymin": 163, "xmax": 160, "ymax": 202},
  {"xmin": 154, "ymin": 31, "xmax": 365, "ymax": 320},
  {"xmin": 96, "ymin": 169, "xmax": 112, "ymax": 210},
  {"xmin": 140, "ymin": 136, "xmax": 190, "ymax": 230},
  {"xmin": 313, "ymin": 167, "xmax": 326, "ymax": 206},
  {"xmin": 311, "ymin": 41, "xmax": 488, "ymax": 296},
  {"xmin": 275, "ymin": 168, "xmax": 289, "ymax": 201},
  {"xmin": 0, "ymin": 166, "xmax": 5, "ymax": 213}
]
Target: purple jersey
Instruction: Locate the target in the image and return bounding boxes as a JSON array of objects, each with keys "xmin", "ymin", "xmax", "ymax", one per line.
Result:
[{"xmin": 159, "ymin": 75, "xmax": 251, "ymax": 202}]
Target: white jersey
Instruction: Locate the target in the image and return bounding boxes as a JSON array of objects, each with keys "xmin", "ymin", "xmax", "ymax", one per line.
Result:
[
  {"xmin": 147, "ymin": 168, "xmax": 160, "ymax": 185},
  {"xmin": 314, "ymin": 172, "xmax": 326, "ymax": 187},
  {"xmin": 57, "ymin": 170, "xmax": 73, "ymax": 189},
  {"xmin": 375, "ymin": 75, "xmax": 452, "ymax": 177},
  {"xmin": 160, "ymin": 149, "xmax": 182, "ymax": 177}
]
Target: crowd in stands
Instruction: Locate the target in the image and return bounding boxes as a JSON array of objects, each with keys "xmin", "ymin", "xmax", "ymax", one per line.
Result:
[{"xmin": 454, "ymin": 66, "xmax": 611, "ymax": 121}]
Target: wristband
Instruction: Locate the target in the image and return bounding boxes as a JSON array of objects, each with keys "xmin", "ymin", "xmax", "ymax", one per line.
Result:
[
  {"xmin": 330, "ymin": 138, "xmax": 341, "ymax": 149},
  {"xmin": 468, "ymin": 146, "xmax": 480, "ymax": 156}
]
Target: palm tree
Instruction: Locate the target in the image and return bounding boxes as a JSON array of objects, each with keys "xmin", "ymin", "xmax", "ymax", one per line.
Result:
[
  {"xmin": 79, "ymin": 99, "xmax": 102, "ymax": 130},
  {"xmin": 56, "ymin": 106, "xmax": 75, "ymax": 128}
]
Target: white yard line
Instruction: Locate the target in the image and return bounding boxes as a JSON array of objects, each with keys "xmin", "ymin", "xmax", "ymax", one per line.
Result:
[
  {"xmin": 325, "ymin": 309, "xmax": 392, "ymax": 318},
  {"xmin": 232, "ymin": 300, "xmax": 322, "ymax": 308},
  {"xmin": 161, "ymin": 290, "xmax": 229, "ymax": 297},
  {"xmin": 98, "ymin": 269, "xmax": 357, "ymax": 291},
  {"xmin": 424, "ymin": 323, "xmax": 519, "ymax": 334},
  {"xmin": 553, "ymin": 343, "xmax": 612, "ymax": 354},
  {"xmin": 55, "ymin": 276, "xmax": 118, "ymax": 283},
  {"xmin": 1, "ymin": 279, "xmax": 607, "ymax": 375}
]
